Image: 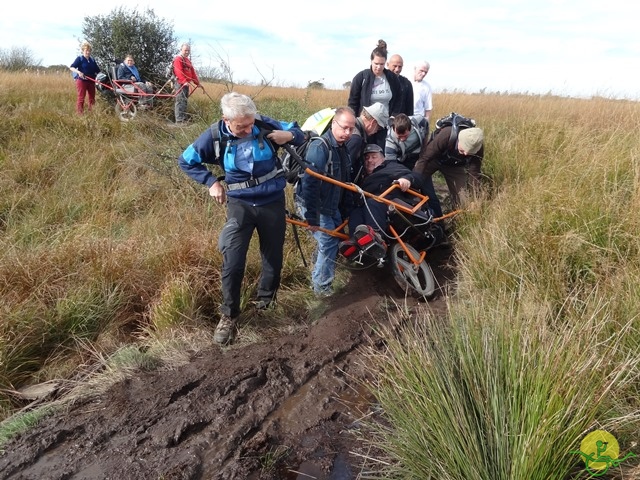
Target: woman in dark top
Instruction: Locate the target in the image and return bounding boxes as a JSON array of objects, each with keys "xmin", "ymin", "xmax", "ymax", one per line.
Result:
[
  {"xmin": 69, "ymin": 41, "xmax": 101, "ymax": 115},
  {"xmin": 348, "ymin": 39, "xmax": 402, "ymax": 148}
]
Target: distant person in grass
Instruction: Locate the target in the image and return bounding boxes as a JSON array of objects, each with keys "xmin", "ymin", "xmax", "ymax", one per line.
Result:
[
  {"xmin": 116, "ymin": 55, "xmax": 154, "ymax": 108},
  {"xmin": 412, "ymin": 61, "xmax": 433, "ymax": 121},
  {"xmin": 173, "ymin": 43, "xmax": 200, "ymax": 124},
  {"xmin": 178, "ymin": 92, "xmax": 304, "ymax": 345},
  {"xmin": 69, "ymin": 41, "xmax": 101, "ymax": 115}
]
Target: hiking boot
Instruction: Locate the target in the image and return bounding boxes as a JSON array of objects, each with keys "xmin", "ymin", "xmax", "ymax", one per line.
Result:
[
  {"xmin": 253, "ymin": 299, "xmax": 274, "ymax": 310},
  {"xmin": 314, "ymin": 288, "xmax": 333, "ymax": 298},
  {"xmin": 313, "ymin": 284, "xmax": 334, "ymax": 298},
  {"xmin": 214, "ymin": 315, "xmax": 236, "ymax": 345},
  {"xmin": 339, "ymin": 239, "xmax": 359, "ymax": 260},
  {"xmin": 353, "ymin": 224, "xmax": 387, "ymax": 260}
]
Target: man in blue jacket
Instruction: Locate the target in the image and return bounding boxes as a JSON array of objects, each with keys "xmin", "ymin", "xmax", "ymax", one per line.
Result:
[
  {"xmin": 178, "ymin": 92, "xmax": 303, "ymax": 344},
  {"xmin": 296, "ymin": 107, "xmax": 357, "ymax": 297}
]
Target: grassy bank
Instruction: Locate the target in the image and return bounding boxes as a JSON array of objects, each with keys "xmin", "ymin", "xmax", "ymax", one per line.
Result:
[
  {"xmin": 363, "ymin": 95, "xmax": 640, "ymax": 478},
  {"xmin": 0, "ymin": 71, "xmax": 341, "ymax": 417}
]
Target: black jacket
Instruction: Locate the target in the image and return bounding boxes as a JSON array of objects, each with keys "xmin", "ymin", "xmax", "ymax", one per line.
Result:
[
  {"xmin": 360, "ymin": 160, "xmax": 424, "ymax": 197},
  {"xmin": 348, "ymin": 68, "xmax": 403, "ymax": 116},
  {"xmin": 397, "ymin": 75, "xmax": 415, "ymax": 116}
]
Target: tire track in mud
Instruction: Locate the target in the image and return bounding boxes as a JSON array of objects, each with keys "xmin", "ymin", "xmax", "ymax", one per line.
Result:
[
  {"xmin": 0, "ymin": 250, "xmax": 453, "ymax": 479},
  {"xmin": 0, "ymin": 283, "xmax": 378, "ymax": 480}
]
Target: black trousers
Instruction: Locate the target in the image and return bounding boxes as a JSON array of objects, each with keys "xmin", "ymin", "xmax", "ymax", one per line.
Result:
[{"xmin": 218, "ymin": 196, "xmax": 286, "ymax": 318}]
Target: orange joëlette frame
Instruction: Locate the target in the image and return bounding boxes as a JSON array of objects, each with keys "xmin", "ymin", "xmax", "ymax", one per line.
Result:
[{"xmin": 288, "ymin": 167, "xmax": 461, "ymax": 232}]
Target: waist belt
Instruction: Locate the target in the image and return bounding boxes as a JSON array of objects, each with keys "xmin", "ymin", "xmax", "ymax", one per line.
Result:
[{"xmin": 226, "ymin": 167, "xmax": 284, "ymax": 191}]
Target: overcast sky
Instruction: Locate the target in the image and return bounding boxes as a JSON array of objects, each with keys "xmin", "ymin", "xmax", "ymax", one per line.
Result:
[{"xmin": 3, "ymin": 0, "xmax": 639, "ymax": 99}]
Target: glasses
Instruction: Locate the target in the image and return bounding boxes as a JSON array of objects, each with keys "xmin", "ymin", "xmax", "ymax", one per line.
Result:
[{"xmin": 333, "ymin": 120, "xmax": 355, "ymax": 133}]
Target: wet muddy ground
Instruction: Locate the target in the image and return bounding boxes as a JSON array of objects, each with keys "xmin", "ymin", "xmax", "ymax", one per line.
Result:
[{"xmin": 0, "ymin": 248, "xmax": 454, "ymax": 480}]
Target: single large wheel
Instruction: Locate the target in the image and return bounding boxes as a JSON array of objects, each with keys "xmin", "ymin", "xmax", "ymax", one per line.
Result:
[
  {"xmin": 389, "ymin": 242, "xmax": 436, "ymax": 298},
  {"xmin": 115, "ymin": 99, "xmax": 137, "ymax": 122}
]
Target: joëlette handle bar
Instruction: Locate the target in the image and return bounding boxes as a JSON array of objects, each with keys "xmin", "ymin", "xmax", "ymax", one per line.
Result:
[
  {"xmin": 302, "ymin": 167, "xmax": 462, "ymax": 222},
  {"xmin": 286, "ymin": 217, "xmax": 350, "ymax": 241},
  {"xmin": 83, "ymin": 74, "xmax": 195, "ymax": 99}
]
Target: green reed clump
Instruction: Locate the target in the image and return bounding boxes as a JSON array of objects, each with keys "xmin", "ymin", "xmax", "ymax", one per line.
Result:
[{"xmin": 364, "ymin": 293, "xmax": 638, "ymax": 480}]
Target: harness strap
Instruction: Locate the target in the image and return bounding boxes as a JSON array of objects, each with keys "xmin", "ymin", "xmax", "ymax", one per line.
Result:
[{"xmin": 226, "ymin": 167, "xmax": 284, "ymax": 191}]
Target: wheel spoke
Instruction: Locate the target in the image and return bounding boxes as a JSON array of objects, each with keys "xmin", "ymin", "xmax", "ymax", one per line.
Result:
[{"xmin": 390, "ymin": 243, "xmax": 436, "ymax": 297}]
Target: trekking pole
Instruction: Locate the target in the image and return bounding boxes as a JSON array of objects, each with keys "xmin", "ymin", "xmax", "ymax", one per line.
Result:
[
  {"xmin": 198, "ymin": 84, "xmax": 216, "ymax": 103},
  {"xmin": 287, "ymin": 216, "xmax": 308, "ymax": 268}
]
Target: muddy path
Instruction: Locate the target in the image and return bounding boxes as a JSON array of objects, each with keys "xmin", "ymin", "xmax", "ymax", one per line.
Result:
[{"xmin": 0, "ymin": 248, "xmax": 454, "ymax": 480}]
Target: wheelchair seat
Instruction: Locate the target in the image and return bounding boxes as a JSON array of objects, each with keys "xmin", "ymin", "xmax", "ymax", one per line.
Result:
[
  {"xmin": 110, "ymin": 65, "xmax": 133, "ymax": 94},
  {"xmin": 387, "ymin": 198, "xmax": 438, "ymax": 250},
  {"xmin": 388, "ymin": 198, "xmax": 433, "ymax": 224}
]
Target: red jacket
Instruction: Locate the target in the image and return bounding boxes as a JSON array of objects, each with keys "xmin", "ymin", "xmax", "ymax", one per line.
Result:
[{"xmin": 173, "ymin": 54, "xmax": 199, "ymax": 85}]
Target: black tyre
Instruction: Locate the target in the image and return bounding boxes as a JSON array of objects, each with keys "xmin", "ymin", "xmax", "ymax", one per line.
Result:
[
  {"xmin": 389, "ymin": 242, "xmax": 436, "ymax": 298},
  {"xmin": 115, "ymin": 99, "xmax": 137, "ymax": 122}
]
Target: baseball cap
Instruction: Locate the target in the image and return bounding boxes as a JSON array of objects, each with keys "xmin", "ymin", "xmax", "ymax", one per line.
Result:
[
  {"xmin": 363, "ymin": 144, "xmax": 383, "ymax": 155},
  {"xmin": 362, "ymin": 103, "xmax": 389, "ymax": 127}
]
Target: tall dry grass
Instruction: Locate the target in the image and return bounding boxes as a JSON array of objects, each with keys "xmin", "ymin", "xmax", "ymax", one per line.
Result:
[
  {"xmin": 362, "ymin": 94, "xmax": 640, "ymax": 478},
  {"xmin": 3, "ymin": 71, "xmax": 640, "ymax": 479},
  {"xmin": 0, "ymin": 71, "xmax": 349, "ymax": 420}
]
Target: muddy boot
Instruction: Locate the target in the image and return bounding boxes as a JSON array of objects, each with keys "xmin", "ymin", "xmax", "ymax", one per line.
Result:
[{"xmin": 214, "ymin": 315, "xmax": 237, "ymax": 345}]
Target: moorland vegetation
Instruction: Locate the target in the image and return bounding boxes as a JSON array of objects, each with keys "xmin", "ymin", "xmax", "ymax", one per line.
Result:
[{"xmin": 1, "ymin": 70, "xmax": 640, "ymax": 478}]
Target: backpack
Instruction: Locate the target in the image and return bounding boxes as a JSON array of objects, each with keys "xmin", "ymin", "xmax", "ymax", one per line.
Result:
[
  {"xmin": 208, "ymin": 115, "xmax": 305, "ymax": 184},
  {"xmin": 430, "ymin": 112, "xmax": 476, "ymax": 148},
  {"xmin": 281, "ymin": 133, "xmax": 332, "ymax": 185},
  {"xmin": 280, "ymin": 107, "xmax": 337, "ymax": 185},
  {"xmin": 167, "ymin": 56, "xmax": 187, "ymax": 82},
  {"xmin": 430, "ymin": 112, "xmax": 477, "ymax": 165},
  {"xmin": 410, "ymin": 115, "xmax": 429, "ymax": 144},
  {"xmin": 165, "ymin": 62, "xmax": 175, "ymax": 81}
]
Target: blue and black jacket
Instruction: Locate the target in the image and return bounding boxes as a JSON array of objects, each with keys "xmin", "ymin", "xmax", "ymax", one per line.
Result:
[{"xmin": 178, "ymin": 114, "xmax": 303, "ymax": 206}]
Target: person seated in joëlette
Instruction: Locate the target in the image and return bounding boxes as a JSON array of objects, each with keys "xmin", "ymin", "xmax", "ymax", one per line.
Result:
[
  {"xmin": 116, "ymin": 55, "xmax": 154, "ymax": 107},
  {"xmin": 340, "ymin": 143, "xmax": 423, "ymax": 261}
]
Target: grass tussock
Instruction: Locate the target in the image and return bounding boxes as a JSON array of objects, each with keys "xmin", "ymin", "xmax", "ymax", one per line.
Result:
[{"xmin": 364, "ymin": 296, "xmax": 640, "ymax": 479}]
